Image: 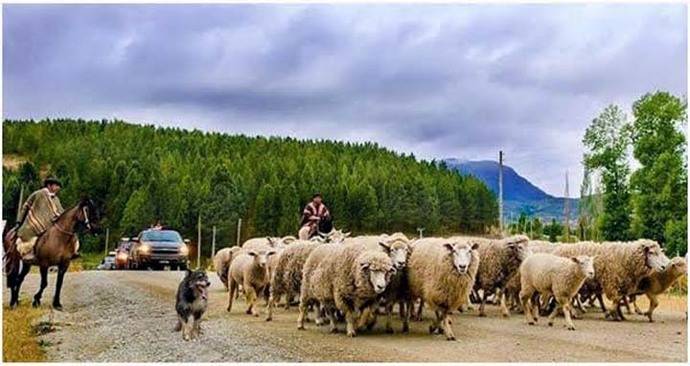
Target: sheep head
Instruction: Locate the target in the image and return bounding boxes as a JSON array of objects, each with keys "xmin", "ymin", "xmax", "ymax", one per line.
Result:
[
  {"xmin": 378, "ymin": 238, "xmax": 410, "ymax": 270},
  {"xmin": 443, "ymin": 241, "xmax": 478, "ymax": 275},
  {"xmin": 571, "ymin": 255, "xmax": 595, "ymax": 279},
  {"xmin": 639, "ymin": 240, "xmax": 670, "ymax": 271},
  {"xmin": 247, "ymin": 249, "xmax": 277, "ymax": 268},
  {"xmin": 504, "ymin": 235, "xmax": 530, "ymax": 261},
  {"xmin": 357, "ymin": 251, "xmax": 394, "ymax": 295}
]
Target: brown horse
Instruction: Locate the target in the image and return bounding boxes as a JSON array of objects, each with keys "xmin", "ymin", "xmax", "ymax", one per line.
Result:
[{"xmin": 4, "ymin": 197, "xmax": 98, "ymax": 310}]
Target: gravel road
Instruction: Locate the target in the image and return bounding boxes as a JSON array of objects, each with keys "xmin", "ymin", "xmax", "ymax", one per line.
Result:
[{"xmin": 5, "ymin": 270, "xmax": 688, "ymax": 362}]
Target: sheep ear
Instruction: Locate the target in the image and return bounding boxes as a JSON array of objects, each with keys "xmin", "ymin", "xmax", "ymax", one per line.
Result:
[
  {"xmin": 443, "ymin": 243, "xmax": 455, "ymax": 252},
  {"xmin": 283, "ymin": 236, "xmax": 297, "ymax": 244},
  {"xmin": 471, "ymin": 242, "xmax": 480, "ymax": 250},
  {"xmin": 571, "ymin": 257, "xmax": 580, "ymax": 264},
  {"xmin": 344, "ymin": 232, "xmax": 351, "ymax": 238},
  {"xmin": 360, "ymin": 262, "xmax": 370, "ymax": 271},
  {"xmin": 378, "ymin": 241, "xmax": 391, "ymax": 252}
]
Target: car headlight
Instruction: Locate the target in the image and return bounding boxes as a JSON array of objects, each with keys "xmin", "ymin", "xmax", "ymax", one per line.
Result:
[
  {"xmin": 139, "ymin": 244, "xmax": 151, "ymax": 254},
  {"xmin": 117, "ymin": 252, "xmax": 128, "ymax": 260},
  {"xmin": 179, "ymin": 244, "xmax": 189, "ymax": 256}
]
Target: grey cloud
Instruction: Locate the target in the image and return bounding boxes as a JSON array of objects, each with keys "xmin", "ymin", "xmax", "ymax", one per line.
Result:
[{"xmin": 3, "ymin": 4, "xmax": 686, "ymax": 195}]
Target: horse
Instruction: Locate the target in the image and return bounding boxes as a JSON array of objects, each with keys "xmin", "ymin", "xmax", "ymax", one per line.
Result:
[{"xmin": 4, "ymin": 197, "xmax": 99, "ymax": 310}]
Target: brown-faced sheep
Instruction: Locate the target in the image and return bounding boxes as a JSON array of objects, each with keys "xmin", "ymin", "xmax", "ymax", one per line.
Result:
[
  {"xmin": 519, "ymin": 253, "xmax": 595, "ymax": 330},
  {"xmin": 227, "ymin": 245, "xmax": 277, "ymax": 317},
  {"xmin": 626, "ymin": 256, "xmax": 687, "ymax": 322},
  {"xmin": 407, "ymin": 238, "xmax": 480, "ymax": 341},
  {"xmin": 468, "ymin": 235, "xmax": 529, "ymax": 317},
  {"xmin": 266, "ymin": 239, "xmax": 322, "ymax": 321},
  {"xmin": 298, "ymin": 242, "xmax": 395, "ymax": 337}
]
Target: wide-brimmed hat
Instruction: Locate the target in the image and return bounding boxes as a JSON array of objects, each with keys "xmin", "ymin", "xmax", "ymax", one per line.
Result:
[{"xmin": 43, "ymin": 177, "xmax": 62, "ymax": 187}]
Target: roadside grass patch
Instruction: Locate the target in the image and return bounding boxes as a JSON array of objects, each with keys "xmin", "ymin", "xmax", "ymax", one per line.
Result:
[{"xmin": 2, "ymin": 305, "xmax": 46, "ymax": 362}]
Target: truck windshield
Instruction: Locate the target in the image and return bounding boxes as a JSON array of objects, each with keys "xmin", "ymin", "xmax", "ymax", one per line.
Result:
[{"xmin": 141, "ymin": 230, "xmax": 182, "ymax": 242}]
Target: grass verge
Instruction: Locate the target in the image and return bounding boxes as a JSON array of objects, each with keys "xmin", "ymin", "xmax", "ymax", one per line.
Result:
[{"xmin": 2, "ymin": 305, "xmax": 47, "ymax": 362}]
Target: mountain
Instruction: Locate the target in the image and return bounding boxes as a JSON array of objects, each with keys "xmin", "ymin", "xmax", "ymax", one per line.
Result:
[{"xmin": 444, "ymin": 158, "xmax": 579, "ymax": 222}]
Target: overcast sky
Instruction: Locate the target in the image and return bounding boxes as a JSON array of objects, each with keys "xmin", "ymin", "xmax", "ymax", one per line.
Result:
[{"xmin": 3, "ymin": 4, "xmax": 686, "ymax": 196}]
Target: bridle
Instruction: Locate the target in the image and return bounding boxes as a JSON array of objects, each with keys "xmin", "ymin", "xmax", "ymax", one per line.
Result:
[{"xmin": 53, "ymin": 205, "xmax": 91, "ymax": 237}]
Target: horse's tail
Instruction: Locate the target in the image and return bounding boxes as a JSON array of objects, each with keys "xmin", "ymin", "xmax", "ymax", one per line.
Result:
[{"xmin": 3, "ymin": 228, "xmax": 22, "ymax": 279}]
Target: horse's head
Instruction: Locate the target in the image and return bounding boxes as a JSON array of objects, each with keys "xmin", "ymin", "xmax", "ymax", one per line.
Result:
[{"xmin": 77, "ymin": 195, "xmax": 101, "ymax": 234}]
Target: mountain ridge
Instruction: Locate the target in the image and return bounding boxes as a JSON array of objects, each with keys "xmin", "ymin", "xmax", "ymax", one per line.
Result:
[{"xmin": 444, "ymin": 158, "xmax": 579, "ymax": 221}]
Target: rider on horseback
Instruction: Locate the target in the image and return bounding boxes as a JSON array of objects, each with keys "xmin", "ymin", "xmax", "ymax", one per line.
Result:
[
  {"xmin": 14, "ymin": 177, "xmax": 79, "ymax": 261},
  {"xmin": 299, "ymin": 192, "xmax": 331, "ymax": 239}
]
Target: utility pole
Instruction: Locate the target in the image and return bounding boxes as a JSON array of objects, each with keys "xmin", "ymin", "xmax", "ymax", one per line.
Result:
[
  {"xmin": 236, "ymin": 219, "xmax": 242, "ymax": 246},
  {"xmin": 197, "ymin": 213, "xmax": 201, "ymax": 268},
  {"xmin": 417, "ymin": 227, "xmax": 425, "ymax": 239},
  {"xmin": 104, "ymin": 228, "xmax": 110, "ymax": 257},
  {"xmin": 564, "ymin": 170, "xmax": 570, "ymax": 241},
  {"xmin": 498, "ymin": 151, "xmax": 504, "ymax": 237},
  {"xmin": 211, "ymin": 226, "xmax": 216, "ymax": 258}
]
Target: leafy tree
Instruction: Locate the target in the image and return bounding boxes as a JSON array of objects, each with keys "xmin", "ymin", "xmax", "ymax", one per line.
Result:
[
  {"xmin": 582, "ymin": 105, "xmax": 632, "ymax": 241},
  {"xmin": 629, "ymin": 92, "xmax": 687, "ymax": 248}
]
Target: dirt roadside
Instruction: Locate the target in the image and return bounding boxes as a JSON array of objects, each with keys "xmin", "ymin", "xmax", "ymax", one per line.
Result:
[{"xmin": 3, "ymin": 270, "xmax": 687, "ymax": 362}]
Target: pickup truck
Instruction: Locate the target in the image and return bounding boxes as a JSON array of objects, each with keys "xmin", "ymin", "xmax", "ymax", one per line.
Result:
[{"xmin": 129, "ymin": 229, "xmax": 189, "ymax": 270}]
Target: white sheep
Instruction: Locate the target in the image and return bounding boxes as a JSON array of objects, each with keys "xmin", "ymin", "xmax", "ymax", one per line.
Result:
[
  {"xmin": 227, "ymin": 244, "xmax": 277, "ymax": 317},
  {"xmin": 519, "ymin": 253, "xmax": 595, "ymax": 330},
  {"xmin": 407, "ymin": 238, "xmax": 480, "ymax": 341}
]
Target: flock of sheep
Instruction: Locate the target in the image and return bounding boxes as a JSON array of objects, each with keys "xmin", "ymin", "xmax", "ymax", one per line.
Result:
[{"xmin": 212, "ymin": 231, "xmax": 687, "ymax": 341}]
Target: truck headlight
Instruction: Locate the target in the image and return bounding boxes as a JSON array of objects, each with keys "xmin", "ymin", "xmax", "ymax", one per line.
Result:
[
  {"xmin": 179, "ymin": 244, "xmax": 189, "ymax": 256},
  {"xmin": 139, "ymin": 244, "xmax": 151, "ymax": 254},
  {"xmin": 117, "ymin": 252, "xmax": 128, "ymax": 260}
]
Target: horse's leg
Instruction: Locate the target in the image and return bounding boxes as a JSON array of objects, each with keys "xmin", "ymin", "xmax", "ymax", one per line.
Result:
[
  {"xmin": 52, "ymin": 262, "xmax": 70, "ymax": 311},
  {"xmin": 10, "ymin": 262, "xmax": 31, "ymax": 309},
  {"xmin": 33, "ymin": 266, "xmax": 49, "ymax": 307}
]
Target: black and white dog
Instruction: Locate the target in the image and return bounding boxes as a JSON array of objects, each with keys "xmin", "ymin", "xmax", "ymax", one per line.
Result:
[{"xmin": 175, "ymin": 269, "xmax": 211, "ymax": 341}]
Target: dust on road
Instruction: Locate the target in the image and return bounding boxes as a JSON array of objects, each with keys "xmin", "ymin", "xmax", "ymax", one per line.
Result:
[{"xmin": 4, "ymin": 270, "xmax": 687, "ymax": 362}]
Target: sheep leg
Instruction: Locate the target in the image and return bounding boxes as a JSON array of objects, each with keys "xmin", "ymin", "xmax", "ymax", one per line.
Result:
[
  {"xmin": 645, "ymin": 294, "xmax": 659, "ymax": 322},
  {"xmin": 547, "ymin": 302, "xmax": 561, "ymax": 327},
  {"xmin": 621, "ymin": 296, "xmax": 633, "ymax": 315},
  {"xmin": 596, "ymin": 293, "xmax": 607, "ymax": 313},
  {"xmin": 356, "ymin": 306, "xmax": 372, "ymax": 330},
  {"xmin": 227, "ymin": 278, "xmax": 238, "ymax": 312},
  {"xmin": 345, "ymin": 309, "xmax": 357, "ymax": 337},
  {"xmin": 245, "ymin": 286, "xmax": 259, "ymax": 316},
  {"xmin": 266, "ymin": 292, "xmax": 276, "ymax": 322},
  {"xmin": 429, "ymin": 310, "xmax": 443, "ymax": 334},
  {"xmin": 400, "ymin": 301, "xmax": 410, "ymax": 333},
  {"xmin": 520, "ymin": 289, "xmax": 535, "ymax": 325},
  {"xmin": 414, "ymin": 299, "xmax": 424, "ymax": 321},
  {"xmin": 327, "ymin": 308, "xmax": 339, "ymax": 333},
  {"xmin": 478, "ymin": 291, "xmax": 487, "ymax": 317},
  {"xmin": 499, "ymin": 289, "xmax": 510, "ymax": 318},
  {"xmin": 561, "ymin": 300, "xmax": 576, "ymax": 330},
  {"xmin": 284, "ymin": 289, "xmax": 293, "ymax": 310},
  {"xmin": 441, "ymin": 310, "xmax": 456, "ymax": 341},
  {"xmin": 631, "ymin": 295, "xmax": 644, "ymax": 315},
  {"xmin": 385, "ymin": 303, "xmax": 394, "ymax": 334},
  {"xmin": 605, "ymin": 296, "xmax": 624, "ymax": 321},
  {"xmin": 315, "ymin": 304, "xmax": 327, "ymax": 326},
  {"xmin": 297, "ymin": 297, "xmax": 308, "ymax": 330}
]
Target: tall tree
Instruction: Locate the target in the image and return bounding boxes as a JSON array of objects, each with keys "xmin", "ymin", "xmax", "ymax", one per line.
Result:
[
  {"xmin": 582, "ymin": 105, "xmax": 632, "ymax": 241},
  {"xmin": 629, "ymin": 92, "xmax": 687, "ymax": 252}
]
